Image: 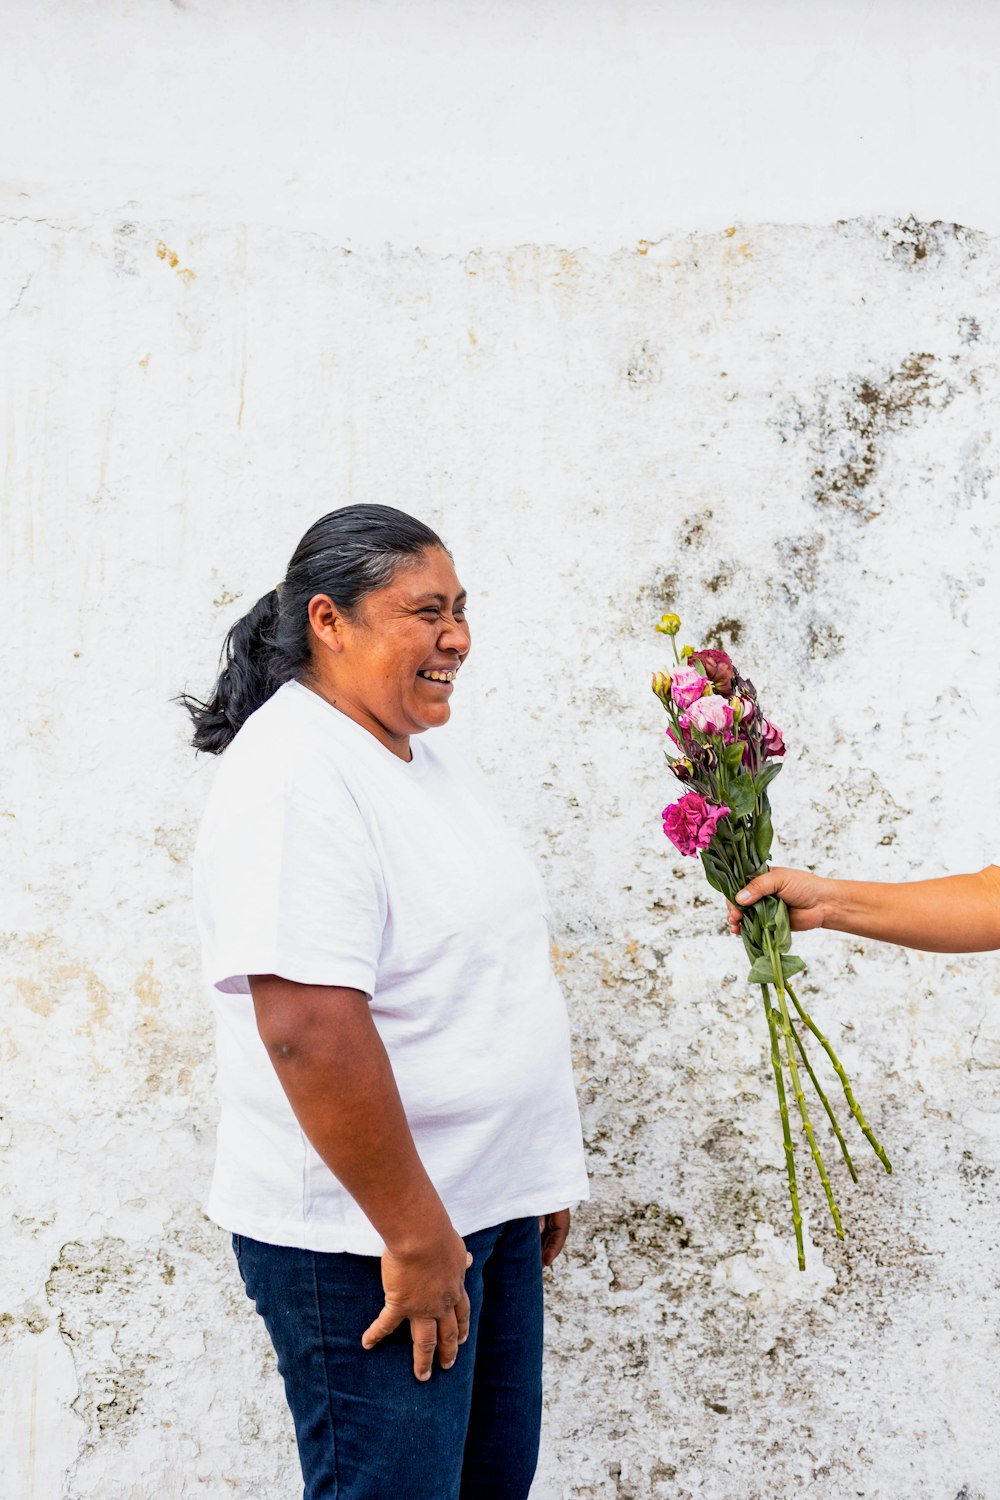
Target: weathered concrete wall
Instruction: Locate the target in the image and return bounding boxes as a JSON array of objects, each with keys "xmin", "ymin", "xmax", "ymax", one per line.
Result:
[{"xmin": 3, "ymin": 207, "xmax": 999, "ymax": 1499}]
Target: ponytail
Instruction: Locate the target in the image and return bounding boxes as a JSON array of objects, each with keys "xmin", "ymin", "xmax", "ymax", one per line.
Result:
[
  {"xmin": 179, "ymin": 587, "xmax": 286, "ymax": 754},
  {"xmin": 179, "ymin": 503, "xmax": 446, "ymax": 754}
]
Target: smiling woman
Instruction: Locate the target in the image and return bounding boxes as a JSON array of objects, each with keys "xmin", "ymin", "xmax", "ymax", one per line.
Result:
[
  {"xmin": 179, "ymin": 504, "xmax": 588, "ymax": 1500},
  {"xmin": 300, "ymin": 546, "xmax": 471, "ymax": 756}
]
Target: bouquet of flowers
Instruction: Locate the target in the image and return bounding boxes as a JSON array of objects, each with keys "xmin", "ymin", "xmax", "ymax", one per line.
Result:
[{"xmin": 652, "ymin": 612, "xmax": 891, "ymax": 1269}]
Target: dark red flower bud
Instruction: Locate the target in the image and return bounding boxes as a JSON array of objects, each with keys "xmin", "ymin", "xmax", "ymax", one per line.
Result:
[{"xmin": 689, "ymin": 648, "xmax": 735, "ymax": 697}]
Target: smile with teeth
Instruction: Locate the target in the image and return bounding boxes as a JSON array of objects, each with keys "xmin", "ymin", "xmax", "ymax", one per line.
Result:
[{"xmin": 418, "ymin": 669, "xmax": 458, "ymax": 682}]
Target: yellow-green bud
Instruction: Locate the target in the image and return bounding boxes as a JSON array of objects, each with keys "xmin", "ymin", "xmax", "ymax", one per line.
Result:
[
  {"xmin": 651, "ymin": 670, "xmax": 672, "ymax": 704},
  {"xmin": 680, "ymin": 644, "xmax": 694, "ymax": 659},
  {"xmin": 655, "ymin": 612, "xmax": 681, "ymax": 637}
]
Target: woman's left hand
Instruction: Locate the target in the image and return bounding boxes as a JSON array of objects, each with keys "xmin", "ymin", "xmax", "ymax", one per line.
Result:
[{"xmin": 539, "ymin": 1210, "xmax": 570, "ymax": 1266}]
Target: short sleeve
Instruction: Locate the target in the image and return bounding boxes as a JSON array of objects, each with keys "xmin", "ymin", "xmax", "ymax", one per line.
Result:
[{"xmin": 194, "ymin": 754, "xmax": 386, "ymax": 997}]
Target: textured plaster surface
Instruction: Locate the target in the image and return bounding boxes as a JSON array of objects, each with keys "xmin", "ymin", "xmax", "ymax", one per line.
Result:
[{"xmin": 3, "ymin": 213, "xmax": 1000, "ymax": 1499}]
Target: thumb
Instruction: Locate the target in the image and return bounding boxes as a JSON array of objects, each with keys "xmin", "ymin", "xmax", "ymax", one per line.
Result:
[{"xmin": 735, "ymin": 873, "xmax": 777, "ymax": 907}]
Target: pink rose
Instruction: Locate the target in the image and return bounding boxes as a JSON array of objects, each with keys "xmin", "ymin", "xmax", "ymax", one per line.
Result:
[
  {"xmin": 681, "ymin": 695, "xmax": 734, "ymax": 740},
  {"xmin": 761, "ymin": 718, "xmax": 786, "ymax": 758},
  {"xmin": 670, "ymin": 667, "xmax": 708, "ymax": 710},
  {"xmin": 661, "ymin": 792, "xmax": 731, "ymax": 856}
]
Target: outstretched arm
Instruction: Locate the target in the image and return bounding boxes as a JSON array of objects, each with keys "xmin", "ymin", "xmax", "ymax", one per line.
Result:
[{"xmin": 727, "ymin": 864, "xmax": 1000, "ymax": 954}]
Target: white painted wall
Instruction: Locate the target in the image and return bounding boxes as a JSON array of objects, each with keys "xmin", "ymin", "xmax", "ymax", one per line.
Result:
[{"xmin": 3, "ymin": 5, "xmax": 1000, "ymax": 1498}]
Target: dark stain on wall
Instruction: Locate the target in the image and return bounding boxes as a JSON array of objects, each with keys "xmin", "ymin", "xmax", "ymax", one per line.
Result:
[
  {"xmin": 876, "ymin": 214, "xmax": 986, "ymax": 269},
  {"xmin": 680, "ymin": 510, "xmax": 713, "ymax": 549},
  {"xmin": 810, "ymin": 353, "xmax": 956, "ymax": 521},
  {"xmin": 703, "ymin": 616, "xmax": 743, "ymax": 648}
]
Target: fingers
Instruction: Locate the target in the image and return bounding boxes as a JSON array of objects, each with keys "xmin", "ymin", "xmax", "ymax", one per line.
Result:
[
  {"xmin": 410, "ymin": 1316, "xmax": 439, "ymax": 1382},
  {"xmin": 361, "ymin": 1303, "xmax": 404, "ymax": 1352},
  {"xmin": 365, "ymin": 1280, "xmax": 472, "ymax": 1381},
  {"xmin": 541, "ymin": 1209, "xmax": 571, "ymax": 1267},
  {"xmin": 456, "ymin": 1285, "xmax": 471, "ymax": 1345}
]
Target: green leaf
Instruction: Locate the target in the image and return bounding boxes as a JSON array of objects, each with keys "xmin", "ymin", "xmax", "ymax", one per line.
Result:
[
  {"xmin": 754, "ymin": 762, "xmax": 783, "ymax": 794},
  {"xmin": 753, "ymin": 807, "xmax": 773, "ymax": 864},
  {"xmin": 747, "ymin": 951, "xmax": 805, "ymax": 986},
  {"xmin": 747, "ymin": 955, "xmax": 776, "ymax": 985},
  {"xmin": 772, "ymin": 900, "xmax": 792, "ymax": 954},
  {"xmin": 741, "ymin": 929, "xmax": 759, "ymax": 964},
  {"xmin": 702, "ymin": 850, "xmax": 735, "ymax": 898},
  {"xmin": 723, "ymin": 742, "xmax": 745, "ymax": 771},
  {"xmin": 758, "ymin": 894, "xmax": 779, "ymax": 926},
  {"xmin": 725, "ymin": 775, "xmax": 756, "ymax": 820},
  {"xmin": 692, "ymin": 659, "xmax": 707, "ymax": 676}
]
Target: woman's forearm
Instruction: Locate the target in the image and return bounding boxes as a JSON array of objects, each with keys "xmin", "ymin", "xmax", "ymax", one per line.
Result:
[
  {"xmin": 819, "ymin": 866, "xmax": 1000, "ymax": 953},
  {"xmin": 248, "ymin": 976, "xmax": 452, "ymax": 1252}
]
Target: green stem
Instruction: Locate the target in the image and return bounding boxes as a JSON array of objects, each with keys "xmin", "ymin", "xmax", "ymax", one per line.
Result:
[
  {"xmin": 785, "ymin": 981, "xmax": 893, "ymax": 1175},
  {"xmin": 761, "ymin": 982, "xmax": 804, "ymax": 1271},
  {"xmin": 765, "ymin": 937, "xmax": 843, "ymax": 1241},
  {"xmin": 789, "ymin": 1024, "xmax": 858, "ymax": 1184}
]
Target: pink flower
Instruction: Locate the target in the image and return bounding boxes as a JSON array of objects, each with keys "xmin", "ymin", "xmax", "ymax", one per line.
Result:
[
  {"xmin": 661, "ymin": 792, "xmax": 731, "ymax": 856},
  {"xmin": 681, "ymin": 694, "xmax": 734, "ymax": 740},
  {"xmin": 670, "ymin": 667, "xmax": 708, "ymax": 710},
  {"xmin": 761, "ymin": 718, "xmax": 786, "ymax": 758}
]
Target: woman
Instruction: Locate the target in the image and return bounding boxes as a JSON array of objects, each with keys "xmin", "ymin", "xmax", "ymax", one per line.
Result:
[
  {"xmin": 183, "ymin": 504, "xmax": 588, "ymax": 1500},
  {"xmin": 728, "ymin": 864, "xmax": 1000, "ymax": 951}
]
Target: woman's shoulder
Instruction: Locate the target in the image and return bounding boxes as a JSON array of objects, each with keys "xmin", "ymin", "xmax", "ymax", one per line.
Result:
[{"xmin": 209, "ymin": 683, "xmax": 358, "ymax": 804}]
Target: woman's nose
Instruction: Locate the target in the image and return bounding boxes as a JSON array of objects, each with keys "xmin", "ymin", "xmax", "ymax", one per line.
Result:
[{"xmin": 439, "ymin": 614, "xmax": 471, "ymax": 654}]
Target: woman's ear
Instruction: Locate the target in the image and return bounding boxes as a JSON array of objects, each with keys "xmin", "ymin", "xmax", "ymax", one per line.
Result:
[{"xmin": 306, "ymin": 594, "xmax": 347, "ymax": 654}]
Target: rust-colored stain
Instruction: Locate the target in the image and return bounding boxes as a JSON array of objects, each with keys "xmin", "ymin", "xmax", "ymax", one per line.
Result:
[
  {"xmin": 138, "ymin": 354, "xmax": 151, "ymax": 370},
  {"xmin": 135, "ymin": 959, "xmax": 163, "ymax": 1011},
  {"xmin": 737, "ymin": 243, "xmax": 751, "ymax": 258},
  {"xmin": 550, "ymin": 941, "xmax": 577, "ymax": 976},
  {"xmin": 467, "ymin": 329, "xmax": 478, "ymax": 347},
  {"xmin": 15, "ymin": 976, "xmax": 51, "ymax": 1017},
  {"xmin": 134, "ymin": 960, "xmax": 163, "ymax": 1038},
  {"xmin": 724, "ymin": 226, "xmax": 736, "ymax": 238},
  {"xmin": 8, "ymin": 933, "xmax": 112, "ymax": 1038},
  {"xmin": 211, "ymin": 587, "xmax": 243, "ymax": 610},
  {"xmin": 154, "ymin": 823, "xmax": 193, "ymax": 864},
  {"xmin": 82, "ymin": 972, "xmax": 111, "ymax": 1035},
  {"xmin": 637, "ymin": 240, "xmax": 650, "ymax": 256},
  {"xmin": 156, "ymin": 241, "xmax": 196, "ymax": 284}
]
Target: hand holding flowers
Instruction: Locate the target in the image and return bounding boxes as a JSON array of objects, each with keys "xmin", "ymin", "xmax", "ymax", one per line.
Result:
[{"xmin": 651, "ymin": 613, "xmax": 891, "ymax": 1270}]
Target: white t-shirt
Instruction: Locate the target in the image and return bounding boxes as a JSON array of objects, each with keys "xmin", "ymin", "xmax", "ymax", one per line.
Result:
[{"xmin": 193, "ymin": 679, "xmax": 589, "ymax": 1254}]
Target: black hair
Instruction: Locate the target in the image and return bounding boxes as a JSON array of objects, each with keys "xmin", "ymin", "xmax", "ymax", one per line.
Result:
[{"xmin": 179, "ymin": 503, "xmax": 447, "ymax": 754}]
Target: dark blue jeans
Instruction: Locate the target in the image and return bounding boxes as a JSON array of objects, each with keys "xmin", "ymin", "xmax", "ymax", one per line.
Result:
[{"xmin": 233, "ymin": 1217, "xmax": 544, "ymax": 1500}]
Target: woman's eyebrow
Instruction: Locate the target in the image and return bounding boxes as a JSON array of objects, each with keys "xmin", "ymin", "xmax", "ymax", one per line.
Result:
[{"xmin": 408, "ymin": 590, "xmax": 469, "ymax": 606}]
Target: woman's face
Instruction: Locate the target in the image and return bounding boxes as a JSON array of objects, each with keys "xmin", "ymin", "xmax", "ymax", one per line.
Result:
[{"xmin": 307, "ymin": 546, "xmax": 471, "ymax": 758}]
